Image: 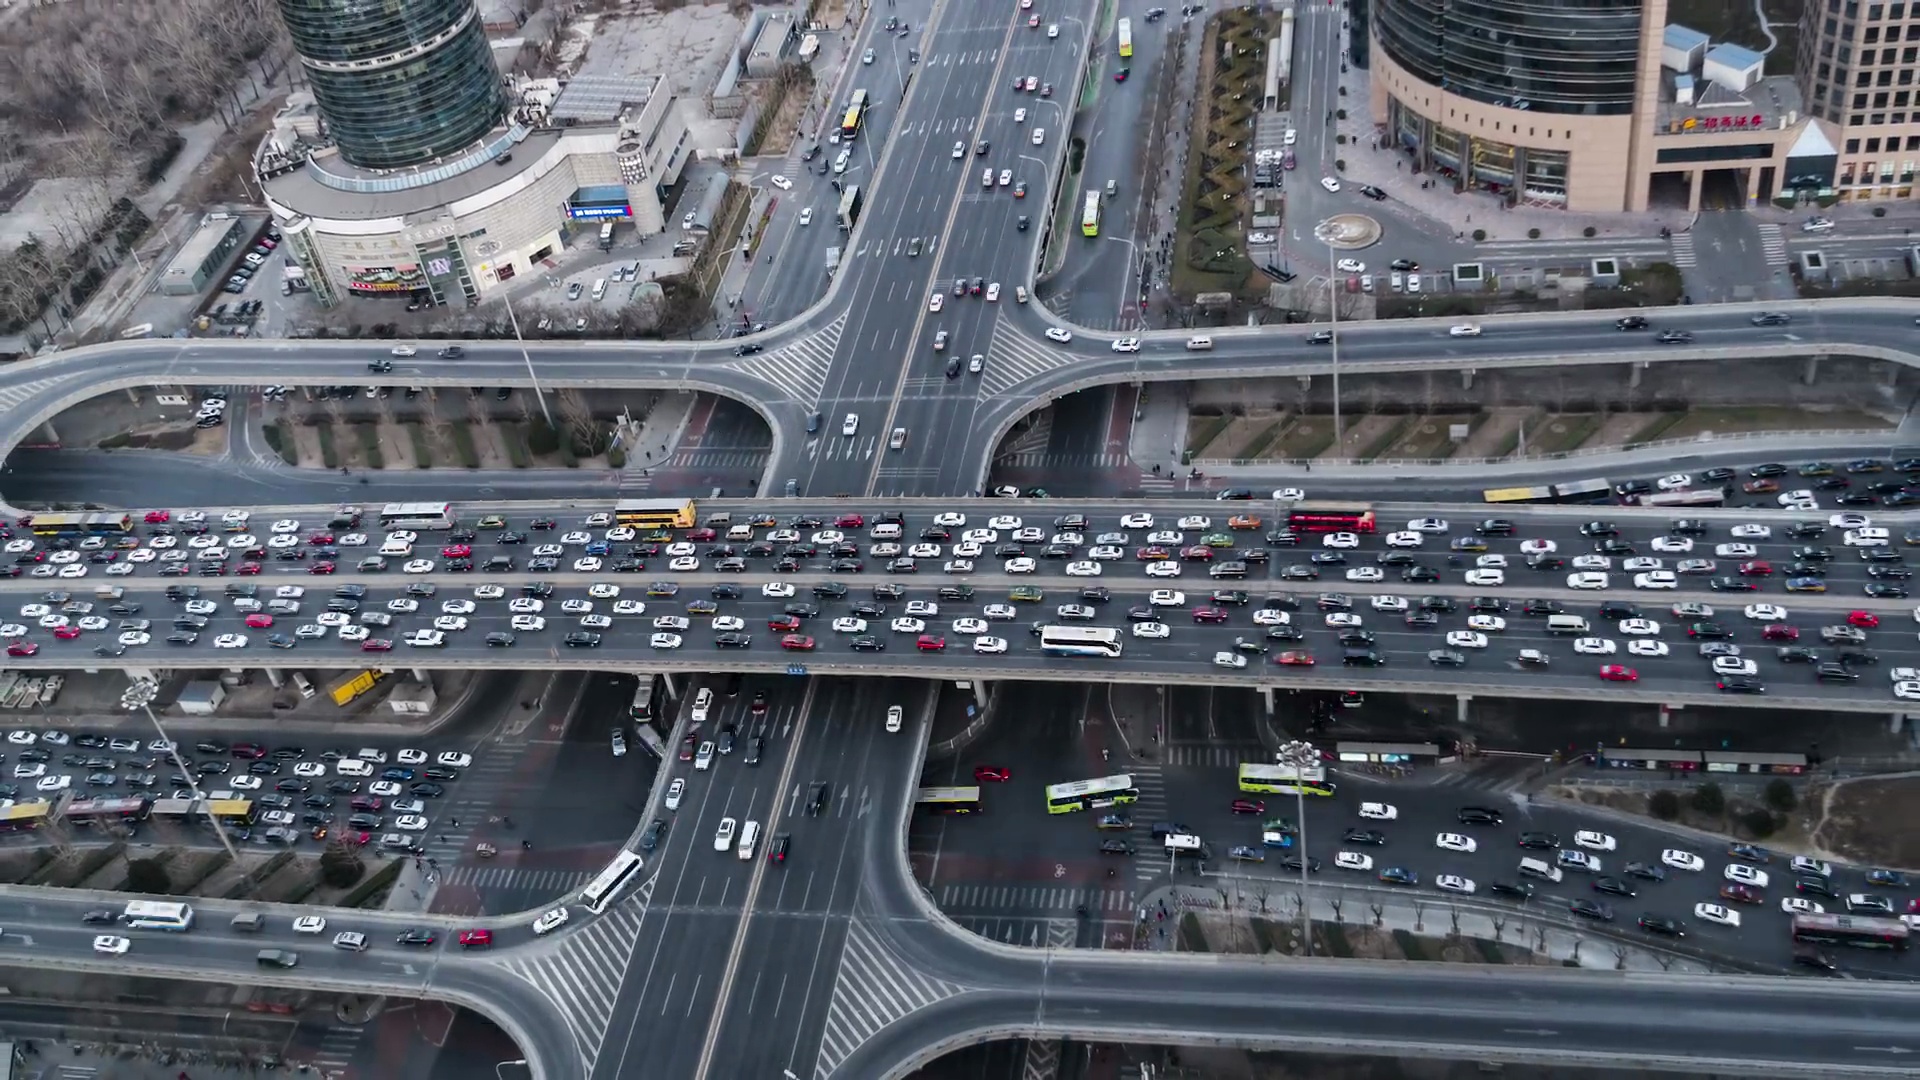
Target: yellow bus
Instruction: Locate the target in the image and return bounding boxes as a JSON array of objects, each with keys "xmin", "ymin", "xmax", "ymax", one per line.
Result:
[
  {"xmin": 613, "ymin": 498, "xmax": 697, "ymax": 529},
  {"xmin": 27, "ymin": 512, "xmax": 132, "ymax": 536},
  {"xmin": 207, "ymin": 799, "xmax": 256, "ymax": 824},
  {"xmin": 1118, "ymin": 17, "xmax": 1133, "ymax": 58},
  {"xmin": 1081, "ymin": 191, "xmax": 1101, "ymax": 237},
  {"xmin": 917, "ymin": 786, "xmax": 983, "ymax": 814},
  {"xmin": 840, "ymin": 89, "xmax": 870, "ymax": 140},
  {"xmin": 0, "ymin": 802, "xmax": 49, "ymax": 831},
  {"xmin": 1044, "ymin": 774, "xmax": 1138, "ymax": 814},
  {"xmin": 1238, "ymin": 763, "xmax": 1337, "ymax": 796}
]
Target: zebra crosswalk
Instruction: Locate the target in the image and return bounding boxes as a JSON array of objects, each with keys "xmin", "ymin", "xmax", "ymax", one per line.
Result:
[
  {"xmin": 495, "ymin": 875, "xmax": 655, "ymax": 1078},
  {"xmin": 723, "ymin": 314, "xmax": 846, "ymax": 406},
  {"xmin": 815, "ymin": 919, "xmax": 969, "ymax": 1079},
  {"xmin": 0, "ymin": 375, "xmax": 73, "ymax": 417},
  {"xmin": 1756, "ymin": 223, "xmax": 1789, "ymax": 266},
  {"xmin": 1126, "ymin": 764, "xmax": 1169, "ymax": 883},
  {"xmin": 1161, "ymin": 741, "xmax": 1265, "ymax": 768},
  {"xmin": 442, "ymin": 863, "xmax": 594, "ymax": 895},
  {"xmin": 978, "ymin": 323, "xmax": 1080, "ymax": 398},
  {"xmin": 993, "ymin": 451, "xmax": 1135, "ymax": 469},
  {"xmin": 938, "ymin": 882, "xmax": 1138, "ymax": 914},
  {"xmin": 1668, "ymin": 231, "xmax": 1697, "ymax": 268}
]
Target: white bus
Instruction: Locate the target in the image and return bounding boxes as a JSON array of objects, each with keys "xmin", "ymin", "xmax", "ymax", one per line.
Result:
[
  {"xmin": 1039, "ymin": 625, "xmax": 1123, "ymax": 658},
  {"xmin": 581, "ymin": 849, "xmax": 644, "ymax": 914},
  {"xmin": 121, "ymin": 900, "xmax": 194, "ymax": 931},
  {"xmin": 377, "ymin": 502, "xmax": 456, "ymax": 530}
]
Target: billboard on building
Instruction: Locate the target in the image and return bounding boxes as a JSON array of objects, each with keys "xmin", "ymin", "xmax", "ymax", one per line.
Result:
[{"xmin": 344, "ymin": 265, "xmax": 426, "ymax": 294}]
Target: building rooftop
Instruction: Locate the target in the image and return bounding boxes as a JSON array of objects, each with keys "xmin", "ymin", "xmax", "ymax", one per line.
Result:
[
  {"xmin": 165, "ymin": 215, "xmax": 241, "ymax": 276},
  {"xmin": 551, "ymin": 73, "xmax": 662, "ymax": 124},
  {"xmin": 1705, "ymin": 42, "xmax": 1765, "ymax": 74},
  {"xmin": 262, "ymin": 127, "xmax": 571, "ymax": 221},
  {"xmin": 1655, "ymin": 71, "xmax": 1802, "ymax": 136},
  {"xmin": 1664, "ymin": 24, "xmax": 1710, "ymax": 51}
]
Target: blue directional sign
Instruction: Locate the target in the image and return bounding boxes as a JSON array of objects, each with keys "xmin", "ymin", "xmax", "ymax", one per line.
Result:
[{"xmin": 786, "ymin": 664, "xmax": 808, "ymax": 676}]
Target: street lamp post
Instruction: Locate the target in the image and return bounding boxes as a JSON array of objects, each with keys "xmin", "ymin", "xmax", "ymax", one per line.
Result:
[
  {"xmin": 1326, "ymin": 246, "xmax": 1343, "ymax": 449},
  {"xmin": 120, "ymin": 680, "xmax": 254, "ymax": 896},
  {"xmin": 1276, "ymin": 738, "xmax": 1318, "ymax": 955},
  {"xmin": 501, "ymin": 297, "xmax": 555, "ymax": 428}
]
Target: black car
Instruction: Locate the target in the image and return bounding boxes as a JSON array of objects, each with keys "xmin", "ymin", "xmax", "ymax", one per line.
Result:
[
  {"xmin": 1343, "ymin": 828, "xmax": 1387, "ymax": 845},
  {"xmin": 1517, "ymin": 831, "xmax": 1559, "ymax": 850},
  {"xmin": 1081, "ymin": 586, "xmax": 1111, "ymax": 602},
  {"xmin": 409, "ymin": 782, "xmax": 445, "ymax": 797},
  {"xmin": 1401, "ymin": 566, "xmax": 1440, "ymax": 583},
  {"xmin": 1457, "ymin": 806, "xmax": 1503, "ymax": 826},
  {"xmin": 1358, "ymin": 184, "xmax": 1388, "ymax": 200},
  {"xmin": 1624, "ymin": 861, "xmax": 1667, "ymax": 882},
  {"xmin": 1569, "ymin": 898, "xmax": 1614, "ymax": 921},
  {"xmin": 1593, "ymin": 876, "xmax": 1637, "ymax": 898},
  {"xmin": 1598, "ymin": 601, "xmax": 1640, "ymax": 620},
  {"xmin": 424, "ymin": 765, "xmax": 459, "ymax": 780},
  {"xmin": 1751, "ymin": 311, "xmax": 1791, "ymax": 326},
  {"xmin": 396, "ymin": 929, "xmax": 438, "ymax": 947},
  {"xmin": 1489, "ymin": 881, "xmax": 1534, "ymax": 900},
  {"xmin": 850, "ymin": 635, "xmax": 885, "ymax": 651},
  {"xmin": 640, "ymin": 820, "xmax": 667, "ymax": 851},
  {"xmin": 1522, "ymin": 599, "xmax": 1564, "ymax": 616},
  {"xmin": 82, "ymin": 909, "xmax": 116, "ymax": 924},
  {"xmin": 1278, "ymin": 854, "xmax": 1322, "ymax": 874},
  {"xmin": 1796, "ymin": 876, "xmax": 1839, "ymax": 898},
  {"xmin": 1638, "ymin": 915, "xmax": 1684, "ymax": 937}
]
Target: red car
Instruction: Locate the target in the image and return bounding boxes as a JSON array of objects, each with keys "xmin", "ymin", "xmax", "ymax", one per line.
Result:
[
  {"xmin": 1761, "ymin": 623, "xmax": 1798, "ymax": 641},
  {"xmin": 1191, "ymin": 606, "xmax": 1229, "ymax": 623},
  {"xmin": 1274, "ymin": 650, "xmax": 1315, "ymax": 666},
  {"xmin": 236, "ymin": 562, "xmax": 262, "ymax": 576},
  {"xmin": 52, "ymin": 626, "xmax": 80, "ymax": 640},
  {"xmin": 1179, "ymin": 546, "xmax": 1214, "ymax": 561},
  {"xmin": 1737, "ymin": 560, "xmax": 1772, "ymax": 576},
  {"xmin": 1598, "ymin": 664, "xmax": 1638, "ymax": 682},
  {"xmin": 1230, "ymin": 798, "xmax": 1265, "ymax": 814},
  {"xmin": 308, "ymin": 562, "xmax": 336, "ymax": 575},
  {"xmin": 679, "ymin": 736, "xmax": 697, "ymax": 761},
  {"xmin": 5, "ymin": 642, "xmax": 36, "ymax": 657},
  {"xmin": 361, "ymin": 639, "xmax": 393, "ymax": 652},
  {"xmin": 687, "ymin": 529, "xmax": 717, "ymax": 542},
  {"xmin": 1135, "ymin": 546, "xmax": 1170, "ymax": 561},
  {"xmin": 441, "ymin": 545, "xmax": 472, "ymax": 559},
  {"xmin": 768, "ymin": 615, "xmax": 801, "ymax": 631},
  {"xmin": 916, "ymin": 634, "xmax": 947, "ymax": 651},
  {"xmin": 1848, "ymin": 610, "xmax": 1881, "ymax": 628},
  {"xmin": 243, "ymin": 613, "xmax": 273, "ymax": 628},
  {"xmin": 143, "ymin": 510, "xmax": 170, "ymax": 523},
  {"xmin": 307, "ymin": 533, "xmax": 335, "ymax": 545},
  {"xmin": 235, "ymin": 743, "xmax": 268, "ymax": 759},
  {"xmin": 457, "ymin": 929, "xmax": 492, "ymax": 948},
  {"xmin": 974, "ymin": 766, "xmax": 1012, "ymax": 783},
  {"xmin": 835, "ymin": 514, "xmax": 864, "ymax": 528},
  {"xmin": 780, "ymin": 634, "xmax": 816, "ymax": 651},
  {"xmin": 1720, "ymin": 883, "xmax": 1761, "ymax": 904}
]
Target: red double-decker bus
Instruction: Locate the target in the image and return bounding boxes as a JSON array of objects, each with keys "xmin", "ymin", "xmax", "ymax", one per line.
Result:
[{"xmin": 1287, "ymin": 502, "xmax": 1377, "ymax": 533}]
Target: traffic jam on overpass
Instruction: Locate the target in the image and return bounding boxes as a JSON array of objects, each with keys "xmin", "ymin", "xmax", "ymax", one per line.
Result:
[{"xmin": 5, "ymin": 496, "xmax": 1920, "ymax": 713}]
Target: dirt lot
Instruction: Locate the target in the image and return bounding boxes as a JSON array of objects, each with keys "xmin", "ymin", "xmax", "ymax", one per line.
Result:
[{"xmin": 1809, "ymin": 774, "xmax": 1920, "ymax": 867}]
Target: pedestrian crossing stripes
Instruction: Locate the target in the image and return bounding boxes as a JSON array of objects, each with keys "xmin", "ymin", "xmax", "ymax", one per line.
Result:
[
  {"xmin": 994, "ymin": 451, "xmax": 1133, "ymax": 469},
  {"xmin": 1137, "ymin": 475, "xmax": 1175, "ymax": 491},
  {"xmin": 938, "ymin": 883, "xmax": 1137, "ymax": 913},
  {"xmin": 723, "ymin": 313, "xmax": 846, "ymax": 406},
  {"xmin": 1756, "ymin": 223, "xmax": 1789, "ymax": 266},
  {"xmin": 496, "ymin": 874, "xmax": 655, "ymax": 1078},
  {"xmin": 314, "ymin": 1026, "xmax": 365, "ymax": 1074},
  {"xmin": 977, "ymin": 324, "xmax": 1079, "ymax": 398},
  {"xmin": 443, "ymin": 864, "xmax": 593, "ymax": 894},
  {"xmin": 1161, "ymin": 741, "xmax": 1267, "ymax": 768},
  {"xmin": 1668, "ymin": 231, "xmax": 1696, "ymax": 268},
  {"xmin": 1127, "ymin": 764, "xmax": 1170, "ymax": 881},
  {"xmin": 1023, "ymin": 1034, "xmax": 1062, "ymax": 1080},
  {"xmin": 0, "ymin": 376, "xmax": 71, "ymax": 416},
  {"xmin": 661, "ymin": 447, "xmax": 771, "ymax": 470},
  {"xmin": 815, "ymin": 919, "xmax": 968, "ymax": 1079},
  {"xmin": 998, "ymin": 412, "xmax": 1053, "ymax": 457}
]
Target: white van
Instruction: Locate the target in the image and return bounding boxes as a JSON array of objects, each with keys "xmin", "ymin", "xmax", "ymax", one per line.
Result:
[
  {"xmin": 690, "ymin": 687, "xmax": 713, "ymax": 725},
  {"xmin": 336, "ymin": 759, "xmax": 373, "ymax": 777},
  {"xmin": 378, "ymin": 537, "xmax": 413, "ymax": 558},
  {"xmin": 1546, "ymin": 614, "xmax": 1590, "ymax": 635},
  {"xmin": 1518, "ymin": 857, "xmax": 1563, "ymax": 882},
  {"xmin": 737, "ymin": 820, "xmax": 761, "ymax": 860},
  {"xmin": 1185, "ymin": 335, "xmax": 1213, "ymax": 350},
  {"xmin": 870, "ymin": 523, "xmax": 903, "ymax": 540},
  {"xmin": 725, "ymin": 524, "xmax": 755, "ymax": 542},
  {"xmin": 291, "ymin": 673, "xmax": 316, "ymax": 700},
  {"xmin": 591, "ymin": 278, "xmax": 608, "ymax": 302}
]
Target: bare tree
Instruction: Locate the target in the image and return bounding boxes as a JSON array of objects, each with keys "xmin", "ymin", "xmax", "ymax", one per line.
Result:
[
  {"xmin": 556, "ymin": 389, "xmax": 597, "ymax": 454},
  {"xmin": 1653, "ymin": 953, "xmax": 1675, "ymax": 972},
  {"xmin": 1326, "ymin": 896, "xmax": 1343, "ymax": 923},
  {"xmin": 1449, "ymin": 906, "xmax": 1461, "ymax": 936},
  {"xmin": 1613, "ymin": 944, "xmax": 1629, "ymax": 970},
  {"xmin": 1368, "ymin": 901, "xmax": 1384, "ymax": 927},
  {"xmin": 466, "ymin": 388, "xmax": 491, "ymax": 431},
  {"xmin": 1570, "ymin": 935, "xmax": 1584, "ymax": 963},
  {"xmin": 1533, "ymin": 926, "xmax": 1548, "ymax": 953},
  {"xmin": 1490, "ymin": 914, "xmax": 1507, "ymax": 941},
  {"xmin": 1250, "ymin": 881, "xmax": 1270, "ymax": 915},
  {"xmin": 1287, "ymin": 892, "xmax": 1304, "ymax": 919},
  {"xmin": 1412, "ymin": 899, "xmax": 1426, "ymax": 932}
]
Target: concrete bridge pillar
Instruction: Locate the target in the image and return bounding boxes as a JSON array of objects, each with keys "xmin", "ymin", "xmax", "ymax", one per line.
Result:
[
  {"xmin": 1460, "ymin": 369, "xmax": 1475, "ymax": 391},
  {"xmin": 33, "ymin": 420, "xmax": 56, "ymax": 445},
  {"xmin": 1456, "ymin": 694, "xmax": 1471, "ymax": 725},
  {"xmin": 123, "ymin": 388, "xmax": 141, "ymax": 406},
  {"xmin": 660, "ymin": 673, "xmax": 682, "ymax": 701},
  {"xmin": 1628, "ymin": 362, "xmax": 1646, "ymax": 389},
  {"xmin": 973, "ymin": 680, "xmax": 990, "ymax": 710},
  {"xmin": 1297, "ymin": 375, "xmax": 1312, "ymax": 392},
  {"xmin": 262, "ymin": 668, "xmax": 284, "ymax": 689},
  {"xmin": 1803, "ymin": 356, "xmax": 1820, "ymax": 385},
  {"xmin": 1893, "ymin": 713, "xmax": 1908, "ymax": 735},
  {"xmin": 1659, "ymin": 704, "xmax": 1674, "ymax": 729},
  {"xmin": 410, "ymin": 668, "xmax": 430, "ymax": 683},
  {"xmin": 1262, "ymin": 685, "xmax": 1274, "ymax": 716}
]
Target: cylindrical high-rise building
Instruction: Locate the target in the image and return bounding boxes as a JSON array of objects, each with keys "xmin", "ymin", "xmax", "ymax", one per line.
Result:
[{"xmin": 275, "ymin": 0, "xmax": 509, "ymax": 171}]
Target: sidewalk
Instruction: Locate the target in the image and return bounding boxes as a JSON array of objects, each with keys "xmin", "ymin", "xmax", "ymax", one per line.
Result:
[{"xmin": 0, "ymin": 1044, "xmax": 334, "ymax": 1080}]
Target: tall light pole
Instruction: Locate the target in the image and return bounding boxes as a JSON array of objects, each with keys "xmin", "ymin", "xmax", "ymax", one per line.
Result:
[
  {"xmin": 1326, "ymin": 245, "xmax": 1343, "ymax": 450},
  {"xmin": 1276, "ymin": 738, "xmax": 1318, "ymax": 956},
  {"xmin": 120, "ymin": 679, "xmax": 254, "ymax": 896},
  {"xmin": 501, "ymin": 297, "xmax": 555, "ymax": 427}
]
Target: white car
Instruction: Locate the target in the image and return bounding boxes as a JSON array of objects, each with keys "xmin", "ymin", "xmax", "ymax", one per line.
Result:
[
  {"xmin": 117, "ymin": 631, "xmax": 150, "ymax": 647},
  {"xmin": 1434, "ymin": 832, "xmax": 1477, "ymax": 853},
  {"xmin": 711, "ymin": 616, "xmax": 745, "ymax": 632},
  {"xmin": 294, "ymin": 761, "xmax": 326, "ymax": 777},
  {"xmin": 1744, "ymin": 604, "xmax": 1788, "ymax": 621},
  {"xmin": 1567, "ymin": 572, "xmax": 1609, "ymax": 590},
  {"xmin": 1131, "ymin": 621, "xmax": 1169, "ymax": 639},
  {"xmin": 1832, "ymin": 512, "xmax": 1873, "ymax": 529},
  {"xmin": 1466, "ymin": 615, "xmax": 1505, "ymax": 633},
  {"xmin": 1334, "ymin": 851, "xmax": 1372, "ymax": 871},
  {"xmin": 1571, "ymin": 555, "xmax": 1611, "ymax": 571},
  {"xmin": 1573, "ymin": 637, "xmax": 1616, "ymax": 655},
  {"xmin": 1712, "ymin": 656, "xmax": 1758, "ymax": 677},
  {"xmin": 973, "ymin": 635, "xmax": 1008, "ymax": 653},
  {"xmin": 1627, "ymin": 639, "xmax": 1669, "ymax": 657},
  {"xmin": 1650, "ymin": 536, "xmax": 1694, "ymax": 553},
  {"xmin": 1065, "ymin": 561, "xmax": 1102, "ymax": 576},
  {"xmin": 1656, "ymin": 474, "xmax": 1692, "ymax": 491},
  {"xmin": 1212, "ymin": 651, "xmax": 1248, "ymax": 669},
  {"xmin": 1368, "ymin": 596, "xmax": 1407, "ymax": 613},
  {"xmin": 1148, "ymin": 590, "xmax": 1185, "ymax": 607},
  {"xmin": 762, "ymin": 582, "xmax": 796, "ymax": 598},
  {"xmin": 403, "ymin": 559, "xmax": 434, "ymax": 573},
  {"xmin": 1358, "ymin": 802, "xmax": 1398, "ymax": 820},
  {"xmin": 1384, "ymin": 531, "xmax": 1423, "ymax": 549},
  {"xmin": 1146, "ymin": 530, "xmax": 1182, "ymax": 545},
  {"xmin": 473, "ymin": 585, "xmax": 504, "ymax": 600},
  {"xmin": 1639, "ymin": 852, "xmax": 1703, "ymax": 879},
  {"xmin": 1044, "ymin": 327, "xmax": 1073, "ymax": 343},
  {"xmin": 337, "ymin": 625, "xmax": 370, "ymax": 642},
  {"xmin": 93, "ymin": 935, "xmax": 131, "ymax": 955},
  {"xmin": 1323, "ymin": 532, "xmax": 1359, "ymax": 549},
  {"xmin": 213, "ymin": 633, "xmax": 247, "ymax": 649},
  {"xmin": 1782, "ymin": 897, "xmax": 1825, "ymax": 915},
  {"xmin": 1623, "ymin": 558, "xmax": 1663, "ymax": 573},
  {"xmin": 1324, "ymin": 612, "xmax": 1361, "ymax": 629},
  {"xmin": 1463, "ymin": 569, "xmax": 1504, "ymax": 586},
  {"xmin": 1476, "ymin": 554, "xmax": 1507, "ymax": 569},
  {"xmin": 1790, "ymin": 856, "xmax": 1833, "ymax": 878},
  {"xmin": 769, "ymin": 174, "xmax": 793, "ymax": 190},
  {"xmin": 395, "ymin": 815, "xmax": 429, "ymax": 831},
  {"xmin": 1519, "ymin": 539, "xmax": 1556, "ymax": 555},
  {"xmin": 560, "ymin": 599, "xmax": 593, "ymax": 615},
  {"xmin": 650, "ymin": 632, "xmax": 682, "ymax": 649},
  {"xmin": 1319, "ymin": 176, "xmax": 1341, "ymax": 193},
  {"xmin": 1336, "ymin": 258, "xmax": 1366, "ymax": 274},
  {"xmin": 1407, "ymin": 518, "xmax": 1448, "ymax": 534},
  {"xmin": 36, "ymin": 775, "xmax": 70, "ymax": 792},
  {"xmin": 952, "ymin": 618, "xmax": 988, "ymax": 635},
  {"xmin": 1088, "ymin": 546, "xmax": 1123, "ymax": 561},
  {"xmin": 831, "ymin": 617, "xmax": 867, "ymax": 634},
  {"xmin": 613, "ymin": 601, "xmax": 646, "ymax": 615},
  {"xmin": 1444, "ymin": 631, "xmax": 1487, "ymax": 649},
  {"xmin": 1448, "ymin": 323, "xmax": 1482, "ymax": 337},
  {"xmin": 1845, "ymin": 528, "xmax": 1890, "ymax": 547},
  {"xmin": 1729, "ymin": 524, "xmax": 1772, "ymax": 540},
  {"xmin": 1573, "ymin": 831, "xmax": 1616, "ymax": 852},
  {"xmin": 714, "ymin": 817, "xmax": 737, "ymax": 851},
  {"xmin": 886, "ymin": 705, "xmax": 904, "ymax": 732},
  {"xmin": 1345, "ymin": 567, "xmax": 1383, "ymax": 583},
  {"xmin": 1120, "ymin": 513, "xmax": 1153, "ymax": 529},
  {"xmin": 1111, "ymin": 338, "xmax": 1141, "ymax": 353},
  {"xmin": 1004, "ymin": 557, "xmax": 1037, "ymax": 574},
  {"xmin": 587, "ymin": 583, "xmax": 620, "ymax": 599},
  {"xmin": 1273, "ymin": 488, "xmax": 1306, "ymax": 502},
  {"xmin": 441, "ymin": 599, "xmax": 476, "ymax": 615},
  {"xmin": 1714, "ymin": 543, "xmax": 1758, "ymax": 559},
  {"xmin": 669, "ymin": 557, "xmax": 699, "ymax": 572},
  {"xmin": 533, "ymin": 908, "xmax": 570, "ymax": 935},
  {"xmin": 1435, "ymin": 874, "xmax": 1476, "ymax": 895},
  {"xmin": 1145, "ymin": 561, "xmax": 1181, "ymax": 578},
  {"xmin": 1618, "ymin": 618, "xmax": 1660, "ymax": 636},
  {"xmin": 1253, "ymin": 608, "xmax": 1292, "ymax": 625},
  {"xmin": 1896, "ymin": 681, "xmax": 1920, "ymax": 701},
  {"xmin": 433, "ymin": 616, "xmax": 468, "ymax": 632},
  {"xmin": 388, "ymin": 598, "xmax": 420, "ymax": 614},
  {"xmin": 1723, "ymin": 863, "xmax": 1771, "ymax": 887},
  {"xmin": 510, "ymin": 615, "xmax": 546, "ymax": 631},
  {"xmin": 891, "ymin": 617, "xmax": 926, "ymax": 634},
  {"xmin": 1694, "ymin": 903, "xmax": 1741, "ymax": 928}
]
